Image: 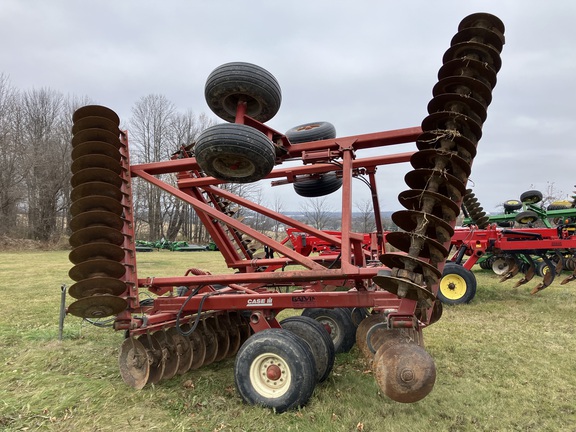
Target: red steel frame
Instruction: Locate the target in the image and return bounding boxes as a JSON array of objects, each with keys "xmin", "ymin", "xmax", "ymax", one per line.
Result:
[
  {"xmin": 115, "ymin": 107, "xmax": 433, "ymax": 335},
  {"xmin": 449, "ymin": 225, "xmax": 576, "ymax": 270}
]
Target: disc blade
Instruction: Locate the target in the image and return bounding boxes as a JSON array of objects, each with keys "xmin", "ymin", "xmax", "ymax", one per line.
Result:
[{"xmin": 119, "ymin": 337, "xmax": 150, "ymax": 390}]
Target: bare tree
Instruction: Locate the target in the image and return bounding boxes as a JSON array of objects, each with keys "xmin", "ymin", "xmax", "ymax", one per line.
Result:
[
  {"xmin": 0, "ymin": 74, "xmax": 25, "ymax": 236},
  {"xmin": 300, "ymin": 197, "xmax": 336, "ymax": 230},
  {"xmin": 163, "ymin": 111, "xmax": 216, "ymax": 241},
  {"xmin": 130, "ymin": 94, "xmax": 176, "ymax": 240},
  {"xmin": 19, "ymin": 87, "xmax": 68, "ymax": 241},
  {"xmin": 538, "ymin": 181, "xmax": 567, "ymax": 209},
  {"xmin": 270, "ymin": 194, "xmax": 285, "ymax": 240},
  {"xmin": 353, "ymin": 199, "xmax": 377, "ymax": 233}
]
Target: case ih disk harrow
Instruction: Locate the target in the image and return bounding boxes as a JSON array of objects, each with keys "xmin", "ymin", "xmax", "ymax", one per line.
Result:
[{"xmin": 65, "ymin": 13, "xmax": 504, "ymax": 411}]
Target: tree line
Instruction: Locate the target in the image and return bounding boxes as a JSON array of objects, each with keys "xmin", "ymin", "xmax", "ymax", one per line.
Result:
[{"xmin": 0, "ymin": 74, "xmax": 393, "ymax": 245}]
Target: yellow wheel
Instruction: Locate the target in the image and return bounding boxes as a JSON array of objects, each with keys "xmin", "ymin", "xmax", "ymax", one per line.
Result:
[{"xmin": 438, "ymin": 263, "xmax": 477, "ymax": 304}]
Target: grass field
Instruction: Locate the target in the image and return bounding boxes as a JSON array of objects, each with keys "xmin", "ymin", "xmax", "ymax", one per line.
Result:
[{"xmin": 1, "ymin": 250, "xmax": 575, "ymax": 431}]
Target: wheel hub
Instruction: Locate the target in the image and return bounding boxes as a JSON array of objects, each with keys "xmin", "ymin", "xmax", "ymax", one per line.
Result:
[{"xmin": 266, "ymin": 364, "xmax": 282, "ymax": 381}]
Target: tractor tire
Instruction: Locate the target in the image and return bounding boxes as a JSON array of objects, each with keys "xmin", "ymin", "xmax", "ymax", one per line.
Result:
[
  {"xmin": 194, "ymin": 123, "xmax": 275, "ymax": 183},
  {"xmin": 280, "ymin": 315, "xmax": 335, "ymax": 383},
  {"xmin": 438, "ymin": 262, "xmax": 477, "ymax": 305},
  {"xmin": 520, "ymin": 190, "xmax": 543, "ymax": 204},
  {"xmin": 205, "ymin": 62, "xmax": 281, "ymax": 123},
  {"xmin": 285, "ymin": 121, "xmax": 336, "ymax": 144},
  {"xmin": 301, "ymin": 308, "xmax": 356, "ymax": 353},
  {"xmin": 515, "ymin": 210, "xmax": 539, "ymax": 225},
  {"xmin": 293, "ymin": 172, "xmax": 343, "ymax": 198},
  {"xmin": 503, "ymin": 199, "xmax": 522, "ymax": 211},
  {"xmin": 547, "ymin": 200, "xmax": 572, "ymax": 210},
  {"xmin": 234, "ymin": 329, "xmax": 316, "ymax": 413},
  {"xmin": 536, "ymin": 260, "xmax": 550, "ymax": 277}
]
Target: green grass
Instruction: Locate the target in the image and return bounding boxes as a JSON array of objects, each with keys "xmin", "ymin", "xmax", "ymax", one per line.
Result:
[{"xmin": 1, "ymin": 250, "xmax": 575, "ymax": 431}]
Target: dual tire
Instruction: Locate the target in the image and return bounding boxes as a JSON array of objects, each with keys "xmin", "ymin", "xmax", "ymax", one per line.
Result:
[{"xmin": 234, "ymin": 310, "xmax": 349, "ymax": 412}]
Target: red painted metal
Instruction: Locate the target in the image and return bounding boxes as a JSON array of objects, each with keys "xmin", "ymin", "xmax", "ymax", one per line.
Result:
[
  {"xmin": 449, "ymin": 225, "xmax": 576, "ymax": 270},
  {"xmin": 116, "ymin": 109, "xmax": 432, "ymax": 335}
]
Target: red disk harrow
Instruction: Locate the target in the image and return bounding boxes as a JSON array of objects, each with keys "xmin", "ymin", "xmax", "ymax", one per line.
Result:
[{"xmin": 66, "ymin": 13, "xmax": 505, "ymax": 411}]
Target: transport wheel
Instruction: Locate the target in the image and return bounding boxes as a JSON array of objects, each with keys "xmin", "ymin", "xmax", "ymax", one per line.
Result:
[
  {"xmin": 373, "ymin": 343, "xmax": 436, "ymax": 403},
  {"xmin": 205, "ymin": 62, "xmax": 281, "ymax": 123},
  {"xmin": 438, "ymin": 262, "xmax": 477, "ymax": 304},
  {"xmin": 536, "ymin": 260, "xmax": 550, "ymax": 277},
  {"xmin": 234, "ymin": 329, "xmax": 316, "ymax": 413},
  {"xmin": 301, "ymin": 308, "xmax": 356, "ymax": 353},
  {"xmin": 118, "ymin": 337, "xmax": 149, "ymax": 389},
  {"xmin": 137, "ymin": 334, "xmax": 165, "ymax": 385},
  {"xmin": 194, "ymin": 123, "xmax": 276, "ymax": 183},
  {"xmin": 285, "ymin": 121, "xmax": 336, "ymax": 144},
  {"xmin": 293, "ymin": 172, "xmax": 343, "ymax": 198},
  {"xmin": 356, "ymin": 313, "xmax": 387, "ymax": 358},
  {"xmin": 165, "ymin": 327, "xmax": 194, "ymax": 374},
  {"xmin": 151, "ymin": 330, "xmax": 180, "ymax": 380},
  {"xmin": 503, "ymin": 199, "xmax": 522, "ymax": 211},
  {"xmin": 520, "ymin": 190, "xmax": 542, "ymax": 204},
  {"xmin": 515, "ymin": 210, "xmax": 539, "ymax": 225},
  {"xmin": 280, "ymin": 315, "xmax": 335, "ymax": 383}
]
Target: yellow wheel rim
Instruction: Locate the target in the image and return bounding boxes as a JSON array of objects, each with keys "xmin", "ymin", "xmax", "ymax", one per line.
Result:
[{"xmin": 440, "ymin": 274, "xmax": 468, "ymax": 300}]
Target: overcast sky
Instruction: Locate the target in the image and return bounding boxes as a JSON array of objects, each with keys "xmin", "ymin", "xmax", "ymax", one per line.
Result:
[{"xmin": 2, "ymin": 1, "xmax": 575, "ymax": 212}]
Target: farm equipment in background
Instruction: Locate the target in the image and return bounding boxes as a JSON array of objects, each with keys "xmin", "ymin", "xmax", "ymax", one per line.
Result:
[
  {"xmin": 462, "ymin": 188, "xmax": 576, "ymax": 229},
  {"xmin": 439, "ymin": 188, "xmax": 576, "ymax": 305},
  {"xmin": 135, "ymin": 239, "xmax": 208, "ymax": 252},
  {"xmin": 440, "ymin": 224, "xmax": 576, "ymax": 305},
  {"xmin": 64, "ymin": 13, "xmax": 505, "ymax": 411}
]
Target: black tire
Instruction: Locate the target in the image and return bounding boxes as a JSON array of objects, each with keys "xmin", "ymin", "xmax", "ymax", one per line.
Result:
[
  {"xmin": 497, "ymin": 221, "xmax": 514, "ymax": 228},
  {"xmin": 301, "ymin": 308, "xmax": 356, "ymax": 353},
  {"xmin": 194, "ymin": 123, "xmax": 275, "ymax": 183},
  {"xmin": 438, "ymin": 262, "xmax": 477, "ymax": 305},
  {"xmin": 280, "ymin": 315, "xmax": 335, "ymax": 383},
  {"xmin": 285, "ymin": 121, "xmax": 336, "ymax": 144},
  {"xmin": 515, "ymin": 210, "xmax": 539, "ymax": 225},
  {"xmin": 293, "ymin": 173, "xmax": 343, "ymax": 198},
  {"xmin": 503, "ymin": 199, "xmax": 522, "ymax": 211},
  {"xmin": 547, "ymin": 200, "xmax": 572, "ymax": 210},
  {"xmin": 536, "ymin": 260, "xmax": 551, "ymax": 277},
  {"xmin": 234, "ymin": 329, "xmax": 316, "ymax": 413},
  {"xmin": 520, "ymin": 190, "xmax": 543, "ymax": 204},
  {"xmin": 205, "ymin": 62, "xmax": 281, "ymax": 123}
]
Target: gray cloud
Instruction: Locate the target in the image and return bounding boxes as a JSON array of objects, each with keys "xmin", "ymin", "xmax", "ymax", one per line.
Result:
[{"xmin": 3, "ymin": 0, "xmax": 575, "ymax": 211}]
